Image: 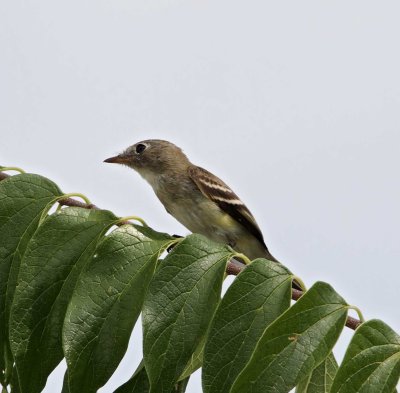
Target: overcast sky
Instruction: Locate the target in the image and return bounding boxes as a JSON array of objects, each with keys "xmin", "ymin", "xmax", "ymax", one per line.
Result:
[{"xmin": 1, "ymin": 1, "xmax": 399, "ymax": 392}]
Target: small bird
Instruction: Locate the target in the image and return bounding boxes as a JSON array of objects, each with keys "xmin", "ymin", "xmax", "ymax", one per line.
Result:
[{"xmin": 104, "ymin": 139, "xmax": 278, "ymax": 262}]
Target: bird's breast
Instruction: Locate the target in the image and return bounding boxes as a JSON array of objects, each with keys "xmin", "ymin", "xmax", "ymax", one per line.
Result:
[{"xmin": 149, "ymin": 174, "xmax": 242, "ymax": 244}]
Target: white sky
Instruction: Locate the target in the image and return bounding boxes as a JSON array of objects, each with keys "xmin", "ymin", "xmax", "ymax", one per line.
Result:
[{"xmin": 1, "ymin": 1, "xmax": 399, "ymax": 392}]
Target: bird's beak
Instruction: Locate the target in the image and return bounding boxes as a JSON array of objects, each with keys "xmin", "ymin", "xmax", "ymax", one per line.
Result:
[{"xmin": 103, "ymin": 153, "xmax": 130, "ymax": 164}]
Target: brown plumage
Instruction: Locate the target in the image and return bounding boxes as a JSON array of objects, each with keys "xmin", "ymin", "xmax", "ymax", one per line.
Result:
[
  {"xmin": 188, "ymin": 166, "xmax": 278, "ymax": 262},
  {"xmin": 104, "ymin": 139, "xmax": 278, "ymax": 262}
]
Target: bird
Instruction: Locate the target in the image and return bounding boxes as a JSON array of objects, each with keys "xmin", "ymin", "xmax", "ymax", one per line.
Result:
[{"xmin": 104, "ymin": 139, "xmax": 279, "ymax": 263}]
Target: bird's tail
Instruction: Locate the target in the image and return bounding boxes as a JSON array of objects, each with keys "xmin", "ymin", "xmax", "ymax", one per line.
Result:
[{"xmin": 263, "ymin": 247, "xmax": 279, "ymax": 263}]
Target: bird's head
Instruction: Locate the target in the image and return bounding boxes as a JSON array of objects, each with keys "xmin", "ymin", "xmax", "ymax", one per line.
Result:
[{"xmin": 104, "ymin": 139, "xmax": 190, "ymax": 177}]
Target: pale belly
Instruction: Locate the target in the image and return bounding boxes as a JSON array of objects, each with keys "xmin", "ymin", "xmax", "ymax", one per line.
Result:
[
  {"xmin": 150, "ymin": 175, "xmax": 269, "ymax": 260},
  {"xmin": 167, "ymin": 197, "xmax": 236, "ymax": 241},
  {"xmin": 164, "ymin": 196, "xmax": 268, "ymax": 259}
]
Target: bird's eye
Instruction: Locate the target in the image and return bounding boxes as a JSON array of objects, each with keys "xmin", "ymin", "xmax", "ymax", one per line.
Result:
[{"xmin": 135, "ymin": 143, "xmax": 146, "ymax": 154}]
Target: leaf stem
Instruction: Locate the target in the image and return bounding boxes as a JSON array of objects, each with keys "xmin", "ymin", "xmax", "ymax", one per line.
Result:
[
  {"xmin": 348, "ymin": 305, "xmax": 365, "ymax": 324},
  {"xmin": 233, "ymin": 253, "xmax": 251, "ymax": 265},
  {"xmin": 58, "ymin": 192, "xmax": 92, "ymax": 205},
  {"xmin": 38, "ymin": 193, "xmax": 92, "ymax": 225},
  {"xmin": 116, "ymin": 215, "xmax": 148, "ymax": 227},
  {"xmin": 165, "ymin": 237, "xmax": 183, "ymax": 251},
  {"xmin": 0, "ymin": 166, "xmax": 25, "ymax": 174},
  {"xmin": 292, "ymin": 276, "xmax": 307, "ymax": 291}
]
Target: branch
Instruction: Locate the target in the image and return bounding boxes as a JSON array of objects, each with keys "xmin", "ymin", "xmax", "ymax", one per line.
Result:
[
  {"xmin": 0, "ymin": 172, "xmax": 10, "ymax": 181},
  {"xmin": 0, "ymin": 172, "xmax": 362, "ymax": 330},
  {"xmin": 58, "ymin": 197, "xmax": 98, "ymax": 210}
]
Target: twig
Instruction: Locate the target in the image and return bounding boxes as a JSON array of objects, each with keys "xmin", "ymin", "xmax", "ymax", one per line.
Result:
[
  {"xmin": 344, "ymin": 316, "xmax": 361, "ymax": 330},
  {"xmin": 0, "ymin": 172, "xmax": 10, "ymax": 181},
  {"xmin": 0, "ymin": 172, "xmax": 362, "ymax": 330},
  {"xmin": 58, "ymin": 197, "xmax": 98, "ymax": 210}
]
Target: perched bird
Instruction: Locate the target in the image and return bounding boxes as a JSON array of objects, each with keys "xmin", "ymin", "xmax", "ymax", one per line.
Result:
[{"xmin": 104, "ymin": 139, "xmax": 278, "ymax": 262}]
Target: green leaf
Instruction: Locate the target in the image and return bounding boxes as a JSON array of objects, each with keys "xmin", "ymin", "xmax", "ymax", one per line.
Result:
[
  {"xmin": 9, "ymin": 207, "xmax": 116, "ymax": 393},
  {"xmin": 143, "ymin": 234, "xmax": 234, "ymax": 393},
  {"xmin": 296, "ymin": 353, "xmax": 338, "ymax": 393},
  {"xmin": 0, "ymin": 174, "xmax": 61, "ymax": 377},
  {"xmin": 9, "ymin": 368, "xmax": 21, "ymax": 393},
  {"xmin": 179, "ymin": 334, "xmax": 206, "ymax": 381},
  {"xmin": 202, "ymin": 259, "xmax": 293, "ymax": 393},
  {"xmin": 62, "ymin": 225, "xmax": 173, "ymax": 393},
  {"xmin": 231, "ymin": 282, "xmax": 348, "ymax": 393},
  {"xmin": 331, "ymin": 319, "xmax": 400, "ymax": 393},
  {"xmin": 114, "ymin": 362, "xmax": 190, "ymax": 393},
  {"xmin": 114, "ymin": 362, "xmax": 150, "ymax": 393}
]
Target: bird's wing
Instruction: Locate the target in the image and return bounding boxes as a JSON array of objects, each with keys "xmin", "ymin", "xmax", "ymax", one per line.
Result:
[{"xmin": 188, "ymin": 165, "xmax": 266, "ymax": 247}]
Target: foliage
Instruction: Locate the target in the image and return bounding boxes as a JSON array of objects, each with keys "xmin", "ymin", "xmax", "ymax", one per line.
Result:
[{"xmin": 0, "ymin": 170, "xmax": 399, "ymax": 393}]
